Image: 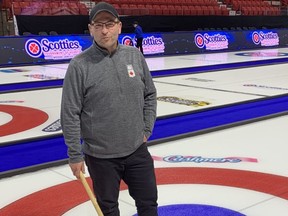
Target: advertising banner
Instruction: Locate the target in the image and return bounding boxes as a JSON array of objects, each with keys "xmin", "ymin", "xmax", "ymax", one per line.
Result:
[
  {"xmin": 0, "ymin": 35, "xmax": 93, "ymax": 67},
  {"xmin": 1, "ymin": 29, "xmax": 288, "ymax": 67}
]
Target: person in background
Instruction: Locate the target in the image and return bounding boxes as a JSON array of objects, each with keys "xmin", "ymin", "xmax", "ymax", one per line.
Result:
[
  {"xmin": 133, "ymin": 21, "xmax": 144, "ymax": 54},
  {"xmin": 60, "ymin": 2, "xmax": 158, "ymax": 216}
]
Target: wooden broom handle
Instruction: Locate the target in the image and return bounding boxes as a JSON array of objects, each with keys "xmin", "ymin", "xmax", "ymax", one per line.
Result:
[{"xmin": 79, "ymin": 171, "xmax": 104, "ymax": 216}]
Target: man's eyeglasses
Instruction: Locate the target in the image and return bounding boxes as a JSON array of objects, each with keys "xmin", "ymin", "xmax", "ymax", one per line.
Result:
[{"xmin": 91, "ymin": 21, "xmax": 119, "ymax": 30}]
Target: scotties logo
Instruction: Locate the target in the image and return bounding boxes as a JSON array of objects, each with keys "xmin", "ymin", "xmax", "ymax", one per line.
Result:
[
  {"xmin": 121, "ymin": 35, "xmax": 165, "ymax": 55},
  {"xmin": 195, "ymin": 33, "xmax": 228, "ymax": 50},
  {"xmin": 252, "ymin": 32, "xmax": 261, "ymax": 45},
  {"xmin": 195, "ymin": 34, "xmax": 205, "ymax": 48},
  {"xmin": 122, "ymin": 36, "xmax": 134, "ymax": 46},
  {"xmin": 25, "ymin": 38, "xmax": 82, "ymax": 60},
  {"xmin": 251, "ymin": 31, "xmax": 279, "ymax": 46},
  {"xmin": 25, "ymin": 39, "xmax": 43, "ymax": 58}
]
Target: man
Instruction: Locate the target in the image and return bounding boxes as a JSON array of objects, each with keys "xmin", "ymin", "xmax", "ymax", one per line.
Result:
[
  {"xmin": 60, "ymin": 2, "xmax": 158, "ymax": 216},
  {"xmin": 133, "ymin": 21, "xmax": 144, "ymax": 54}
]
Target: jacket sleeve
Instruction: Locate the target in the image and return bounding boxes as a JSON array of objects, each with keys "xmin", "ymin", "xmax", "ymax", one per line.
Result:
[
  {"xmin": 141, "ymin": 56, "xmax": 157, "ymax": 139},
  {"xmin": 60, "ymin": 60, "xmax": 84, "ymax": 163}
]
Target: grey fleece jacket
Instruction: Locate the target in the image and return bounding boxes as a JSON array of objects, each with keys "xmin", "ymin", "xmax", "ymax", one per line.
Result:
[{"xmin": 61, "ymin": 41, "xmax": 157, "ymax": 163}]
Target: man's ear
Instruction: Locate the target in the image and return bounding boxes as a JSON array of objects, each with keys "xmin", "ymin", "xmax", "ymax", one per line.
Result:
[
  {"xmin": 88, "ymin": 24, "xmax": 93, "ymax": 37},
  {"xmin": 118, "ymin": 22, "xmax": 122, "ymax": 35}
]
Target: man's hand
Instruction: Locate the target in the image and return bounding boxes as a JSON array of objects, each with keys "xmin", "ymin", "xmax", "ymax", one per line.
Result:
[
  {"xmin": 143, "ymin": 135, "xmax": 147, "ymax": 143},
  {"xmin": 69, "ymin": 161, "xmax": 85, "ymax": 179}
]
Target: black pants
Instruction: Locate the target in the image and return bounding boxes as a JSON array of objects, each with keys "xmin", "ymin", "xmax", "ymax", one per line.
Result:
[
  {"xmin": 85, "ymin": 144, "xmax": 158, "ymax": 216},
  {"xmin": 136, "ymin": 37, "xmax": 144, "ymax": 54}
]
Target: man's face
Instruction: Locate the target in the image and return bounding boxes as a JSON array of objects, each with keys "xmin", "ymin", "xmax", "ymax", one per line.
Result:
[{"xmin": 88, "ymin": 11, "xmax": 122, "ymax": 53}]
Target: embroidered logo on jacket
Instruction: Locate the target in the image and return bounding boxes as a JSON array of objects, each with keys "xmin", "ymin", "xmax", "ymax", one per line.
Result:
[{"xmin": 127, "ymin": 65, "xmax": 135, "ymax": 77}]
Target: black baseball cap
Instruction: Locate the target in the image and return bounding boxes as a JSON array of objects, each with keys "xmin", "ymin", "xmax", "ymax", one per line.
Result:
[{"xmin": 89, "ymin": 2, "xmax": 119, "ymax": 22}]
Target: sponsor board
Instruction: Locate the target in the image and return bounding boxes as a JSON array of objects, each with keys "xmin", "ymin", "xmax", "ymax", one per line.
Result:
[
  {"xmin": 194, "ymin": 32, "xmax": 229, "ymax": 51},
  {"xmin": 157, "ymin": 96, "xmax": 210, "ymax": 107},
  {"xmin": 153, "ymin": 155, "xmax": 258, "ymax": 163}
]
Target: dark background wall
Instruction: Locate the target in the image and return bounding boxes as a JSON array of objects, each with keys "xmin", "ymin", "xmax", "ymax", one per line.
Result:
[
  {"xmin": 16, "ymin": 15, "xmax": 288, "ymax": 35},
  {"xmin": 121, "ymin": 15, "xmax": 288, "ymax": 33},
  {"xmin": 16, "ymin": 15, "xmax": 89, "ymax": 35}
]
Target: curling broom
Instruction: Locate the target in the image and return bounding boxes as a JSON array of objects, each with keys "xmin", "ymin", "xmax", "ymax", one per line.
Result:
[{"xmin": 79, "ymin": 171, "xmax": 104, "ymax": 216}]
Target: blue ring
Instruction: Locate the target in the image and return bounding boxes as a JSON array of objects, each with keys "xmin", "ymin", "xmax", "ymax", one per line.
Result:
[{"xmin": 133, "ymin": 204, "xmax": 245, "ymax": 216}]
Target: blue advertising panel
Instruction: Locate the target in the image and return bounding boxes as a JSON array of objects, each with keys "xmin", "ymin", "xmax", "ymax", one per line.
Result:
[
  {"xmin": 119, "ymin": 33, "xmax": 165, "ymax": 55},
  {"xmin": 241, "ymin": 29, "xmax": 287, "ymax": 50},
  {"xmin": 194, "ymin": 31, "xmax": 231, "ymax": 51},
  {"xmin": 1, "ymin": 28, "xmax": 288, "ymax": 67},
  {"xmin": 162, "ymin": 32, "xmax": 196, "ymax": 54},
  {"xmin": 162, "ymin": 31, "xmax": 240, "ymax": 54},
  {"xmin": 0, "ymin": 35, "xmax": 93, "ymax": 67}
]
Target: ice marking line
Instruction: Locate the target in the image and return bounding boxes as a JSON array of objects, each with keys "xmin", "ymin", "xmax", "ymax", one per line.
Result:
[{"xmin": 154, "ymin": 80, "xmax": 269, "ymax": 97}]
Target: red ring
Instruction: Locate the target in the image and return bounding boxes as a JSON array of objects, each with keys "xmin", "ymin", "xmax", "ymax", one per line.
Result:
[
  {"xmin": 0, "ymin": 105, "xmax": 49, "ymax": 137},
  {"xmin": 1, "ymin": 167, "xmax": 287, "ymax": 215}
]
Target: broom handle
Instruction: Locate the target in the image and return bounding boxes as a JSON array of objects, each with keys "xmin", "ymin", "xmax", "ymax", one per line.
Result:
[{"xmin": 79, "ymin": 171, "xmax": 104, "ymax": 216}]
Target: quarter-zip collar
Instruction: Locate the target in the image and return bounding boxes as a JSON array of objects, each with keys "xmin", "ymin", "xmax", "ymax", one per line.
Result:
[{"xmin": 93, "ymin": 40, "xmax": 120, "ymax": 57}]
